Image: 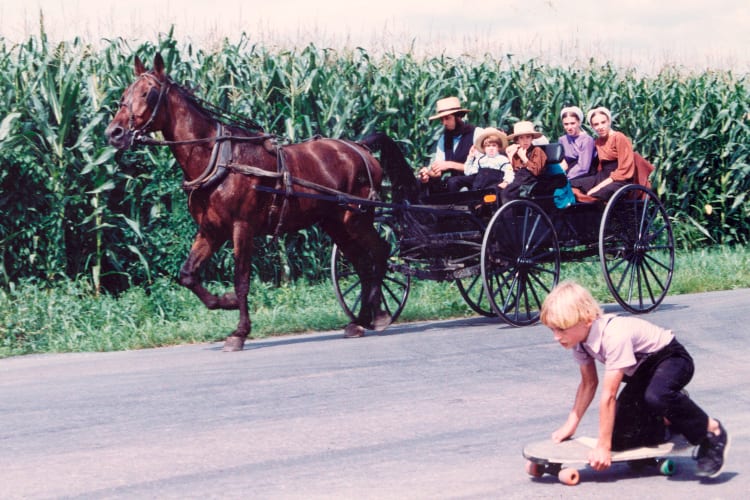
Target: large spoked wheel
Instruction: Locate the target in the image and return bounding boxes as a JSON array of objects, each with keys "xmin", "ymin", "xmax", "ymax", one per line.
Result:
[
  {"xmin": 481, "ymin": 200, "xmax": 560, "ymax": 326},
  {"xmin": 599, "ymin": 184, "xmax": 675, "ymax": 313},
  {"xmin": 331, "ymin": 218, "xmax": 411, "ymax": 326}
]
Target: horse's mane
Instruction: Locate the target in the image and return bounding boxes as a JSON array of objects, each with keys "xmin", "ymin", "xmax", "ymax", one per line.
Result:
[{"xmin": 169, "ymin": 77, "xmax": 266, "ymax": 137}]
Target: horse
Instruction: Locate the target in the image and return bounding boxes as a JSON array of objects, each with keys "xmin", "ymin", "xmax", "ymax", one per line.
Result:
[{"xmin": 105, "ymin": 53, "xmax": 397, "ymax": 351}]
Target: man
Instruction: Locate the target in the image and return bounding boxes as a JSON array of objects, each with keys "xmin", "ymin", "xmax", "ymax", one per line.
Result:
[{"xmin": 418, "ymin": 96, "xmax": 483, "ymax": 194}]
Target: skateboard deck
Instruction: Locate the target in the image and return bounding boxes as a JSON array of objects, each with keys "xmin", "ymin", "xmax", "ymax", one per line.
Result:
[{"xmin": 523, "ymin": 435, "xmax": 691, "ymax": 485}]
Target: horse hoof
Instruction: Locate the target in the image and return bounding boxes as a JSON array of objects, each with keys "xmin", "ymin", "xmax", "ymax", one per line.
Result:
[
  {"xmin": 371, "ymin": 312, "xmax": 392, "ymax": 332},
  {"xmin": 343, "ymin": 323, "xmax": 365, "ymax": 338},
  {"xmin": 222, "ymin": 336, "xmax": 245, "ymax": 351}
]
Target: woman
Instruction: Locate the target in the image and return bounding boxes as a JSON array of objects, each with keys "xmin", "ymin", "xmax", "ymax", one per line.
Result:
[
  {"xmin": 570, "ymin": 107, "xmax": 634, "ymax": 201},
  {"xmin": 558, "ymin": 106, "xmax": 595, "ymax": 180}
]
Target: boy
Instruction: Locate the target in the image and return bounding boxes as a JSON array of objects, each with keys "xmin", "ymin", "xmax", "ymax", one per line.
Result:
[
  {"xmin": 447, "ymin": 128, "xmax": 512, "ymax": 192},
  {"xmin": 500, "ymin": 121, "xmax": 548, "ymax": 204},
  {"xmin": 539, "ymin": 280, "xmax": 729, "ymax": 478}
]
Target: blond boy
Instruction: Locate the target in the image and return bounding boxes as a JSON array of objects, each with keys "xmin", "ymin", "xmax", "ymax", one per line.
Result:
[{"xmin": 540, "ymin": 280, "xmax": 729, "ymax": 478}]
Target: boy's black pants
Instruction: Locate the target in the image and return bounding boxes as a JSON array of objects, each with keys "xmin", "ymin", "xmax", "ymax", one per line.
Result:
[{"xmin": 612, "ymin": 338, "xmax": 709, "ymax": 450}]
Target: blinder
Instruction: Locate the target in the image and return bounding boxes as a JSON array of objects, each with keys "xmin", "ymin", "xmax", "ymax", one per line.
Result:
[{"xmin": 146, "ymin": 87, "xmax": 160, "ymax": 109}]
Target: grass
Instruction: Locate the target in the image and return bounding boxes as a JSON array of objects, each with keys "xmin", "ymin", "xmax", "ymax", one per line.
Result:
[{"xmin": 1, "ymin": 245, "xmax": 748, "ymax": 358}]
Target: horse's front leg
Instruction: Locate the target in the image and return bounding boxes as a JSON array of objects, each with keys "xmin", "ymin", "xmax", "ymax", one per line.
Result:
[
  {"xmin": 221, "ymin": 223, "xmax": 254, "ymax": 352},
  {"xmin": 179, "ymin": 232, "xmax": 241, "ymax": 310}
]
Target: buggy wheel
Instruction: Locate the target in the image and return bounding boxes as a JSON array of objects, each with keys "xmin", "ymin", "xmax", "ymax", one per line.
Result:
[
  {"xmin": 331, "ymin": 218, "xmax": 410, "ymax": 325},
  {"xmin": 599, "ymin": 184, "xmax": 675, "ymax": 313},
  {"xmin": 481, "ymin": 200, "xmax": 560, "ymax": 326},
  {"xmin": 456, "ymin": 272, "xmax": 496, "ymax": 317}
]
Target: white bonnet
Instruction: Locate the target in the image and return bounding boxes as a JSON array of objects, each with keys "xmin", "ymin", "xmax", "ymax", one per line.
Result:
[
  {"xmin": 560, "ymin": 106, "xmax": 584, "ymax": 122},
  {"xmin": 586, "ymin": 107, "xmax": 612, "ymax": 125}
]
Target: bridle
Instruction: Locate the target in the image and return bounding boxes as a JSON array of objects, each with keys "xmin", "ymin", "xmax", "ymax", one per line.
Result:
[{"xmin": 120, "ymin": 71, "xmax": 171, "ymax": 147}]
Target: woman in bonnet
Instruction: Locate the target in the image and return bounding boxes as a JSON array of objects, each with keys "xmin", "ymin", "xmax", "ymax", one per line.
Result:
[
  {"xmin": 558, "ymin": 106, "xmax": 595, "ymax": 180},
  {"xmin": 570, "ymin": 107, "xmax": 635, "ymax": 201}
]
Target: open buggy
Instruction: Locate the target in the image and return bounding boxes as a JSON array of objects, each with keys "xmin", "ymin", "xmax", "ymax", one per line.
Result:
[
  {"xmin": 106, "ymin": 54, "xmax": 673, "ymax": 349},
  {"xmin": 332, "ymin": 140, "xmax": 674, "ymax": 327}
]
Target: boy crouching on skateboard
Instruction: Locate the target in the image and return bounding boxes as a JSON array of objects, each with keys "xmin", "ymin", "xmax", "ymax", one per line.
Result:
[{"xmin": 539, "ymin": 280, "xmax": 729, "ymax": 478}]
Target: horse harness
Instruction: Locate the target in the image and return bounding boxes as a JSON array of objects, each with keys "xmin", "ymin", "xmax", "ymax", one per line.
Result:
[
  {"xmin": 178, "ymin": 126, "xmax": 381, "ymax": 237},
  {"xmin": 123, "ymin": 71, "xmax": 381, "ymax": 236}
]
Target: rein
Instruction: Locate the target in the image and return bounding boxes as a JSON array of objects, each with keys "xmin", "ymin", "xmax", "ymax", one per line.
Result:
[{"xmin": 136, "ymin": 133, "xmax": 275, "ymax": 147}]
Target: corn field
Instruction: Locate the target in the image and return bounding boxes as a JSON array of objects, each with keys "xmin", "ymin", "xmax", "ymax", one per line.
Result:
[{"xmin": 1, "ymin": 30, "xmax": 748, "ymax": 293}]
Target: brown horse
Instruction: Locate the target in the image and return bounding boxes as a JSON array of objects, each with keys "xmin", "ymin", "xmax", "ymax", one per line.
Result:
[{"xmin": 105, "ymin": 53, "xmax": 391, "ymax": 351}]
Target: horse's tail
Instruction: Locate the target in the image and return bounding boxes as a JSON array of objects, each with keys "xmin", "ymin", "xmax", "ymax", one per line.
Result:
[{"xmin": 360, "ymin": 132, "xmax": 421, "ymax": 204}]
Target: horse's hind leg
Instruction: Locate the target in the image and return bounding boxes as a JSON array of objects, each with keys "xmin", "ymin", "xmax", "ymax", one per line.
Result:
[
  {"xmin": 361, "ymin": 225, "xmax": 390, "ymax": 331},
  {"xmin": 324, "ymin": 217, "xmax": 389, "ymax": 335}
]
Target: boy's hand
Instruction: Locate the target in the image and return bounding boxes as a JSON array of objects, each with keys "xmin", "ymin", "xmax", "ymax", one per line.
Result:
[
  {"xmin": 551, "ymin": 414, "xmax": 578, "ymax": 443},
  {"xmin": 588, "ymin": 446, "xmax": 612, "ymax": 471}
]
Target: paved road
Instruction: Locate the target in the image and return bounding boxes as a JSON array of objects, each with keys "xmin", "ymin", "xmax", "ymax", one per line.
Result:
[{"xmin": 1, "ymin": 289, "xmax": 748, "ymax": 499}]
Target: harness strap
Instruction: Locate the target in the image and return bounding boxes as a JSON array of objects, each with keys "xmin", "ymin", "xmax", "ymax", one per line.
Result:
[
  {"xmin": 182, "ymin": 123, "xmax": 230, "ymax": 192},
  {"xmin": 336, "ymin": 139, "xmax": 380, "ymax": 201},
  {"xmin": 269, "ymin": 146, "xmax": 292, "ymax": 237}
]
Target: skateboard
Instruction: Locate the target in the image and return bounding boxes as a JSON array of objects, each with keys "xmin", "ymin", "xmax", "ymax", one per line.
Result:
[{"xmin": 523, "ymin": 435, "xmax": 691, "ymax": 485}]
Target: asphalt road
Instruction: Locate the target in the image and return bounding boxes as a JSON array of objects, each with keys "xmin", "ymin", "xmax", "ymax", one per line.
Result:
[{"xmin": 1, "ymin": 289, "xmax": 748, "ymax": 499}]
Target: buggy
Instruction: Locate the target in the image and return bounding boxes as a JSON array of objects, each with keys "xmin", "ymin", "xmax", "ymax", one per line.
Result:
[{"xmin": 332, "ymin": 142, "xmax": 674, "ymax": 327}]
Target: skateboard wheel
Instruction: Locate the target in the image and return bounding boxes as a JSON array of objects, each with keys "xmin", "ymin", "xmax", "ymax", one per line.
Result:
[
  {"xmin": 525, "ymin": 460, "xmax": 544, "ymax": 478},
  {"xmin": 659, "ymin": 459, "xmax": 676, "ymax": 476},
  {"xmin": 558, "ymin": 467, "xmax": 580, "ymax": 485}
]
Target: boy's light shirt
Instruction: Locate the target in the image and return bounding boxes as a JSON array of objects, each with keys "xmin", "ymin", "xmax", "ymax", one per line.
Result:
[
  {"xmin": 573, "ymin": 314, "xmax": 674, "ymax": 377},
  {"xmin": 464, "ymin": 153, "xmax": 510, "ymax": 176}
]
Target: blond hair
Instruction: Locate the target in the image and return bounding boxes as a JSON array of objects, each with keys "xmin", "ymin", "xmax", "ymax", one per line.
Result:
[{"xmin": 540, "ymin": 280, "xmax": 603, "ymax": 329}]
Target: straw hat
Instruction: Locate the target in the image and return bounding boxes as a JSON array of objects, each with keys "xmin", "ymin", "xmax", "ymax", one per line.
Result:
[
  {"xmin": 507, "ymin": 121, "xmax": 543, "ymax": 140},
  {"xmin": 429, "ymin": 96, "xmax": 471, "ymax": 120},
  {"xmin": 473, "ymin": 127, "xmax": 509, "ymax": 153}
]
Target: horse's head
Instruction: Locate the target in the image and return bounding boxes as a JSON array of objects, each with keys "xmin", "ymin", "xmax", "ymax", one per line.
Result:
[{"xmin": 105, "ymin": 53, "xmax": 171, "ymax": 150}]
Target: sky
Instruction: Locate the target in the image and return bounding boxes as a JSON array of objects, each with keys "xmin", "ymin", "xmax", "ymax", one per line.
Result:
[{"xmin": 1, "ymin": 0, "xmax": 748, "ymax": 73}]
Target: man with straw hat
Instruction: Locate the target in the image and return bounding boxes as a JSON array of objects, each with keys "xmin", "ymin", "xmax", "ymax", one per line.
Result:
[{"xmin": 417, "ymin": 96, "xmax": 484, "ymax": 193}]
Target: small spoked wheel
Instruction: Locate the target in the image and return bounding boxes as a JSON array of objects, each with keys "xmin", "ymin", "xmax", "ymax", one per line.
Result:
[
  {"xmin": 331, "ymin": 217, "xmax": 410, "ymax": 326},
  {"xmin": 599, "ymin": 185, "xmax": 675, "ymax": 313},
  {"xmin": 481, "ymin": 200, "xmax": 560, "ymax": 326},
  {"xmin": 455, "ymin": 215, "xmax": 496, "ymax": 317},
  {"xmin": 456, "ymin": 271, "xmax": 496, "ymax": 317}
]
